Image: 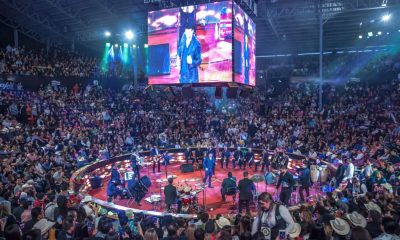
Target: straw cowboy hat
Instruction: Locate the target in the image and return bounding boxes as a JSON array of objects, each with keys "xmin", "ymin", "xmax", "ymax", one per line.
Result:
[
  {"xmin": 365, "ymin": 202, "xmax": 381, "ymax": 214},
  {"xmin": 288, "ymin": 223, "xmax": 301, "ymax": 238},
  {"xmin": 346, "ymin": 212, "xmax": 367, "ymax": 227},
  {"xmin": 216, "ymin": 217, "xmax": 230, "ymax": 229},
  {"xmin": 330, "ymin": 218, "xmax": 350, "ymax": 236}
]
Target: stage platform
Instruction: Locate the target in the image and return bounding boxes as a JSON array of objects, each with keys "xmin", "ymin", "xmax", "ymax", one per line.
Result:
[{"xmin": 75, "ymin": 152, "xmax": 326, "ymax": 217}]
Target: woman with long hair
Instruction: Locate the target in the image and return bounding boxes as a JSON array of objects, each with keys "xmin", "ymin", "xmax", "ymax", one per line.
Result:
[
  {"xmin": 186, "ymin": 223, "xmax": 196, "ymax": 240},
  {"xmin": 144, "ymin": 228, "xmax": 159, "ymax": 240}
]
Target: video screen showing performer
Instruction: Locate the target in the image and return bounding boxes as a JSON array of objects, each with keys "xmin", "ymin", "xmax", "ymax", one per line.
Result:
[
  {"xmin": 233, "ymin": 2, "xmax": 256, "ymax": 86},
  {"xmin": 148, "ymin": 1, "xmax": 233, "ymax": 84}
]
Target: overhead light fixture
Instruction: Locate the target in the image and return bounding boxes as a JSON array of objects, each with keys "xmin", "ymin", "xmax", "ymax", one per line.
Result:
[
  {"xmin": 106, "ymin": 43, "xmax": 111, "ymax": 47},
  {"xmin": 144, "ymin": 44, "xmax": 148, "ymax": 48},
  {"xmin": 133, "ymin": 44, "xmax": 136, "ymax": 48},
  {"xmin": 378, "ymin": 31, "xmax": 382, "ymax": 35},
  {"xmin": 125, "ymin": 30, "xmax": 134, "ymax": 40},
  {"xmin": 381, "ymin": 0, "xmax": 388, "ymax": 7},
  {"xmin": 114, "ymin": 43, "xmax": 118, "ymax": 47},
  {"xmin": 104, "ymin": 31, "xmax": 111, "ymax": 37},
  {"xmin": 381, "ymin": 14, "xmax": 391, "ymax": 22},
  {"xmin": 358, "ymin": 35, "xmax": 363, "ymax": 39},
  {"xmin": 123, "ymin": 43, "xmax": 128, "ymax": 48},
  {"xmin": 368, "ymin": 32, "xmax": 373, "ymax": 37}
]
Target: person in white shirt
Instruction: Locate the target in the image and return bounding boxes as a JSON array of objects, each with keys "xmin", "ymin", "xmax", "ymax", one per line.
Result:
[{"xmin": 343, "ymin": 158, "xmax": 354, "ymax": 182}]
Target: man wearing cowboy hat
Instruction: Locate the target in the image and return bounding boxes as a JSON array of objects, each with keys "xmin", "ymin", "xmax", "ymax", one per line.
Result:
[{"xmin": 330, "ymin": 218, "xmax": 350, "ymax": 237}]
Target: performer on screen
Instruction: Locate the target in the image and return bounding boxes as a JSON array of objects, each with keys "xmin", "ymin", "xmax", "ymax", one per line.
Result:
[
  {"xmin": 243, "ymin": 14, "xmax": 250, "ymax": 85},
  {"xmin": 203, "ymin": 152, "xmax": 215, "ymax": 188},
  {"xmin": 177, "ymin": 11, "xmax": 202, "ymax": 84}
]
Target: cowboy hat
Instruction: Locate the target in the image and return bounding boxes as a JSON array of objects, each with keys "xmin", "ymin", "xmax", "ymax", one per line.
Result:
[
  {"xmin": 346, "ymin": 212, "xmax": 367, "ymax": 228},
  {"xmin": 216, "ymin": 217, "xmax": 230, "ymax": 229},
  {"xmin": 365, "ymin": 202, "xmax": 381, "ymax": 214},
  {"xmin": 33, "ymin": 218, "xmax": 55, "ymax": 235},
  {"xmin": 330, "ymin": 218, "xmax": 350, "ymax": 236},
  {"xmin": 288, "ymin": 223, "xmax": 301, "ymax": 238},
  {"xmin": 82, "ymin": 195, "xmax": 92, "ymax": 203}
]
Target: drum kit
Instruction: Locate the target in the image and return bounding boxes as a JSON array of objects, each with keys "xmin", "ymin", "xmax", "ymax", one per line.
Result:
[{"xmin": 157, "ymin": 176, "xmax": 205, "ymax": 213}]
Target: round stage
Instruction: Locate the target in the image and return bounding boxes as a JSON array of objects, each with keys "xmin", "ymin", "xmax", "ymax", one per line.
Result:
[{"xmin": 70, "ymin": 148, "xmax": 328, "ymax": 218}]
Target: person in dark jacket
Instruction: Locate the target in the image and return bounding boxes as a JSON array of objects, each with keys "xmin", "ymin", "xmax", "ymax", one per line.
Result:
[
  {"xmin": 220, "ymin": 146, "xmax": 231, "ymax": 169},
  {"xmin": 22, "ymin": 207, "xmax": 42, "ymax": 234},
  {"xmin": 237, "ymin": 171, "xmax": 255, "ymax": 215},
  {"xmin": 221, "ymin": 172, "xmax": 237, "ymax": 202},
  {"xmin": 150, "ymin": 145, "xmax": 161, "ymax": 173},
  {"xmin": 184, "ymin": 147, "xmax": 193, "ymax": 164},
  {"xmin": 110, "ymin": 164, "xmax": 122, "ymax": 185},
  {"xmin": 234, "ymin": 147, "xmax": 243, "ymax": 169},
  {"xmin": 276, "ymin": 165, "xmax": 295, "ymax": 206},
  {"xmin": 335, "ymin": 159, "xmax": 346, "ymax": 187},
  {"xmin": 298, "ymin": 163, "xmax": 311, "ymax": 202},
  {"xmin": 106, "ymin": 180, "xmax": 122, "ymax": 202},
  {"xmin": 203, "ymin": 153, "xmax": 215, "ymax": 188},
  {"xmin": 164, "ymin": 177, "xmax": 181, "ymax": 213}
]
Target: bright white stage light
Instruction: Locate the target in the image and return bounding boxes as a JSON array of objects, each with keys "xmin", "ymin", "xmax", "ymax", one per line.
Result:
[
  {"xmin": 104, "ymin": 31, "xmax": 111, "ymax": 37},
  {"xmin": 378, "ymin": 31, "xmax": 382, "ymax": 35},
  {"xmin": 114, "ymin": 43, "xmax": 118, "ymax": 47},
  {"xmin": 125, "ymin": 30, "xmax": 134, "ymax": 40},
  {"xmin": 382, "ymin": 14, "xmax": 391, "ymax": 22},
  {"xmin": 359, "ymin": 35, "xmax": 363, "ymax": 39},
  {"xmin": 368, "ymin": 32, "xmax": 373, "ymax": 37}
]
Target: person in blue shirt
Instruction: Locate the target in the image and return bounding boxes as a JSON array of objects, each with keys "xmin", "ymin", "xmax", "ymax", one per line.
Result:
[
  {"xmin": 110, "ymin": 164, "xmax": 123, "ymax": 185},
  {"xmin": 203, "ymin": 153, "xmax": 215, "ymax": 188},
  {"xmin": 107, "ymin": 180, "xmax": 122, "ymax": 202}
]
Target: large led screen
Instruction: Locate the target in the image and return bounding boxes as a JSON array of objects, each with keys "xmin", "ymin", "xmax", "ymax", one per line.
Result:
[
  {"xmin": 233, "ymin": 2, "xmax": 256, "ymax": 86},
  {"xmin": 148, "ymin": 1, "xmax": 233, "ymax": 84}
]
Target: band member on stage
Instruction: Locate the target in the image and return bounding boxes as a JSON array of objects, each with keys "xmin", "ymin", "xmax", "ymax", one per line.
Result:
[
  {"xmin": 130, "ymin": 151, "xmax": 141, "ymax": 178},
  {"xmin": 244, "ymin": 147, "xmax": 254, "ymax": 170},
  {"xmin": 221, "ymin": 172, "xmax": 237, "ymax": 202},
  {"xmin": 256, "ymin": 149, "xmax": 269, "ymax": 172},
  {"xmin": 107, "ymin": 180, "xmax": 123, "ymax": 202},
  {"xmin": 206, "ymin": 145, "xmax": 217, "ymax": 174},
  {"xmin": 164, "ymin": 178, "xmax": 182, "ymax": 213},
  {"xmin": 162, "ymin": 150, "xmax": 172, "ymax": 166},
  {"xmin": 234, "ymin": 147, "xmax": 242, "ymax": 169},
  {"xmin": 276, "ymin": 165, "xmax": 295, "ymax": 206},
  {"xmin": 220, "ymin": 146, "xmax": 231, "ymax": 169},
  {"xmin": 184, "ymin": 147, "xmax": 193, "ymax": 164},
  {"xmin": 251, "ymin": 192, "xmax": 295, "ymax": 240},
  {"xmin": 298, "ymin": 163, "xmax": 311, "ymax": 203},
  {"xmin": 203, "ymin": 152, "xmax": 215, "ymax": 188},
  {"xmin": 238, "ymin": 171, "xmax": 255, "ymax": 215},
  {"xmin": 195, "ymin": 147, "xmax": 203, "ymax": 164},
  {"xmin": 150, "ymin": 145, "xmax": 161, "ymax": 173},
  {"xmin": 110, "ymin": 164, "xmax": 123, "ymax": 185}
]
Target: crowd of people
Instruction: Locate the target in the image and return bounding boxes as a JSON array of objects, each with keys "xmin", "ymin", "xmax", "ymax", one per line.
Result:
[
  {"xmin": 0, "ymin": 46, "xmax": 399, "ymax": 239},
  {"xmin": 0, "ymin": 45, "xmax": 99, "ymax": 78}
]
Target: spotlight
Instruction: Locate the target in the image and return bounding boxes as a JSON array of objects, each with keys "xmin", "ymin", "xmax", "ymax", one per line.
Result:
[
  {"xmin": 104, "ymin": 31, "xmax": 111, "ymax": 37},
  {"xmin": 358, "ymin": 35, "xmax": 363, "ymax": 39},
  {"xmin": 368, "ymin": 32, "xmax": 373, "ymax": 37},
  {"xmin": 114, "ymin": 43, "xmax": 118, "ymax": 47},
  {"xmin": 144, "ymin": 44, "xmax": 148, "ymax": 48},
  {"xmin": 125, "ymin": 30, "xmax": 134, "ymax": 40},
  {"xmin": 381, "ymin": 14, "xmax": 391, "ymax": 22},
  {"xmin": 133, "ymin": 44, "xmax": 136, "ymax": 48},
  {"xmin": 387, "ymin": 32, "xmax": 390, "ymax": 35},
  {"xmin": 382, "ymin": 0, "xmax": 388, "ymax": 6},
  {"xmin": 123, "ymin": 43, "xmax": 128, "ymax": 48},
  {"xmin": 378, "ymin": 31, "xmax": 382, "ymax": 35},
  {"xmin": 106, "ymin": 43, "xmax": 111, "ymax": 47}
]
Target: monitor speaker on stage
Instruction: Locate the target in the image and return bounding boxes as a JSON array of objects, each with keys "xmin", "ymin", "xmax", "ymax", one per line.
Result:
[
  {"xmin": 89, "ymin": 177, "xmax": 102, "ymax": 189},
  {"xmin": 180, "ymin": 164, "xmax": 194, "ymax": 173}
]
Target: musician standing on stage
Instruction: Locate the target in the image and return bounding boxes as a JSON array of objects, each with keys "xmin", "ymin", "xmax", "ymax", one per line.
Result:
[
  {"xmin": 206, "ymin": 144, "xmax": 217, "ymax": 174},
  {"xmin": 203, "ymin": 152, "xmax": 215, "ymax": 188},
  {"xmin": 164, "ymin": 178, "xmax": 181, "ymax": 213},
  {"xmin": 221, "ymin": 172, "xmax": 236, "ymax": 202},
  {"xmin": 234, "ymin": 147, "xmax": 242, "ymax": 169},
  {"xmin": 130, "ymin": 151, "xmax": 141, "ymax": 178},
  {"xmin": 184, "ymin": 147, "xmax": 193, "ymax": 164},
  {"xmin": 256, "ymin": 149, "xmax": 269, "ymax": 172},
  {"xmin": 150, "ymin": 145, "xmax": 161, "ymax": 173},
  {"xmin": 220, "ymin": 146, "xmax": 231, "ymax": 169},
  {"xmin": 244, "ymin": 147, "xmax": 254, "ymax": 170},
  {"xmin": 298, "ymin": 163, "xmax": 311, "ymax": 203},
  {"xmin": 195, "ymin": 147, "xmax": 203, "ymax": 164},
  {"xmin": 238, "ymin": 171, "xmax": 255, "ymax": 215},
  {"xmin": 110, "ymin": 164, "xmax": 123, "ymax": 185},
  {"xmin": 276, "ymin": 165, "xmax": 295, "ymax": 206},
  {"xmin": 162, "ymin": 150, "xmax": 171, "ymax": 166}
]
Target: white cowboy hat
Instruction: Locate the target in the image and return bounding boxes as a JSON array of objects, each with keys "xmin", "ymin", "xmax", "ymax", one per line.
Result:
[
  {"xmin": 82, "ymin": 195, "xmax": 92, "ymax": 203},
  {"xmin": 330, "ymin": 218, "xmax": 350, "ymax": 236},
  {"xmin": 216, "ymin": 217, "xmax": 230, "ymax": 229},
  {"xmin": 346, "ymin": 212, "xmax": 367, "ymax": 228},
  {"xmin": 288, "ymin": 223, "xmax": 301, "ymax": 238},
  {"xmin": 365, "ymin": 202, "xmax": 381, "ymax": 214},
  {"xmin": 33, "ymin": 218, "xmax": 55, "ymax": 235}
]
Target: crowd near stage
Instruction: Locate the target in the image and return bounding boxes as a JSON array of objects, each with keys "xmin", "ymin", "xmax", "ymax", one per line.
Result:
[{"xmin": 72, "ymin": 148, "xmax": 334, "ymax": 218}]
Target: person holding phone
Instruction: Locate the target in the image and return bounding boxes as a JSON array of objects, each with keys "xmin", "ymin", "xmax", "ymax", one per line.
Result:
[{"xmin": 252, "ymin": 192, "xmax": 295, "ymax": 240}]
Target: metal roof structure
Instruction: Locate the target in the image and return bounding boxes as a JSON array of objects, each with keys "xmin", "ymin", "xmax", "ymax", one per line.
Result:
[{"xmin": 0, "ymin": 0, "xmax": 399, "ymax": 55}]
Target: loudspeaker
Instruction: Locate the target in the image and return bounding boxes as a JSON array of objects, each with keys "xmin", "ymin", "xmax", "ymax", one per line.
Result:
[
  {"xmin": 226, "ymin": 87, "xmax": 238, "ymax": 99},
  {"xmin": 183, "ymin": 86, "xmax": 193, "ymax": 98},
  {"xmin": 89, "ymin": 177, "xmax": 102, "ymax": 189},
  {"xmin": 180, "ymin": 164, "xmax": 194, "ymax": 173},
  {"xmin": 140, "ymin": 176, "xmax": 152, "ymax": 189},
  {"xmin": 215, "ymin": 87, "xmax": 222, "ymax": 99}
]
